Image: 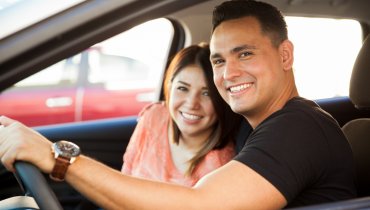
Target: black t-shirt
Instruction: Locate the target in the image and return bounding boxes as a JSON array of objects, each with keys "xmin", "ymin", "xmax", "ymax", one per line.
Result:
[{"xmin": 234, "ymin": 97, "xmax": 356, "ymax": 208}]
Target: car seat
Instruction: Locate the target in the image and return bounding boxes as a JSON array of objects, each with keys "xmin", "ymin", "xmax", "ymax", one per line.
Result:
[{"xmin": 342, "ymin": 35, "xmax": 370, "ymax": 197}]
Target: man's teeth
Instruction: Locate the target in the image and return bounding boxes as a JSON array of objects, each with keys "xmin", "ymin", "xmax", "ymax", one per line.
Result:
[
  {"xmin": 182, "ymin": 112, "xmax": 201, "ymax": 120},
  {"xmin": 230, "ymin": 84, "xmax": 251, "ymax": 92}
]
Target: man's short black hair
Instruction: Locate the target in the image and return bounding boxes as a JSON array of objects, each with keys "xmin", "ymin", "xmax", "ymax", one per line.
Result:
[{"xmin": 212, "ymin": 0, "xmax": 288, "ymax": 47}]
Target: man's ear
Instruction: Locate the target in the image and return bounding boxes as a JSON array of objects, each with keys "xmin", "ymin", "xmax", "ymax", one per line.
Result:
[{"xmin": 279, "ymin": 39, "xmax": 294, "ymax": 71}]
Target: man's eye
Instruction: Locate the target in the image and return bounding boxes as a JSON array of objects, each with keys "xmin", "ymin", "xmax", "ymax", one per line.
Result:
[
  {"xmin": 212, "ymin": 59, "xmax": 224, "ymax": 66},
  {"xmin": 240, "ymin": 52, "xmax": 252, "ymax": 58}
]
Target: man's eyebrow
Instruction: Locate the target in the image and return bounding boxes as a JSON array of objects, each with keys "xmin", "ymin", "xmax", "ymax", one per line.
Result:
[
  {"xmin": 231, "ymin": 44, "xmax": 256, "ymax": 54},
  {"xmin": 210, "ymin": 44, "xmax": 257, "ymax": 59},
  {"xmin": 210, "ymin": 53, "xmax": 221, "ymax": 60}
]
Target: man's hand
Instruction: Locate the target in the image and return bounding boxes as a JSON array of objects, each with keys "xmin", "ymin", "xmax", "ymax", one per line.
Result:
[{"xmin": 0, "ymin": 116, "xmax": 54, "ymax": 173}]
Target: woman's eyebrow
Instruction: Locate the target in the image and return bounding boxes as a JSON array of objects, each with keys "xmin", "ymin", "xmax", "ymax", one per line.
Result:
[
  {"xmin": 177, "ymin": 80, "xmax": 208, "ymax": 90},
  {"xmin": 176, "ymin": 80, "xmax": 190, "ymax": 86}
]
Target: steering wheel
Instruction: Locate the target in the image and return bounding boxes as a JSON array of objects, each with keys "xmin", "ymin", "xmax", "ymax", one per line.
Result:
[{"xmin": 14, "ymin": 161, "xmax": 63, "ymax": 210}]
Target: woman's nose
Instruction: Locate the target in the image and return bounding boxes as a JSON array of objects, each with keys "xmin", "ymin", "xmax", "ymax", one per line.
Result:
[{"xmin": 186, "ymin": 93, "xmax": 201, "ymax": 109}]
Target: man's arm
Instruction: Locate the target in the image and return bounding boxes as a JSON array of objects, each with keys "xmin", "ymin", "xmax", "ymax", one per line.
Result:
[
  {"xmin": 0, "ymin": 116, "xmax": 286, "ymax": 210},
  {"xmin": 67, "ymin": 157, "xmax": 287, "ymax": 210}
]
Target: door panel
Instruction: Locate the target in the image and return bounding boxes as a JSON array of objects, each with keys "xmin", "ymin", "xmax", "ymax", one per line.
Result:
[{"xmin": 0, "ymin": 116, "xmax": 137, "ymax": 209}]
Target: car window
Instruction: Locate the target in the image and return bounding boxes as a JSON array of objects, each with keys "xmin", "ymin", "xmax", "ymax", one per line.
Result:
[
  {"xmin": 0, "ymin": 18, "xmax": 174, "ymax": 127},
  {"xmin": 13, "ymin": 55, "xmax": 80, "ymax": 88},
  {"xmin": 87, "ymin": 19, "xmax": 171, "ymax": 91},
  {"xmin": 286, "ymin": 16, "xmax": 362, "ymax": 100}
]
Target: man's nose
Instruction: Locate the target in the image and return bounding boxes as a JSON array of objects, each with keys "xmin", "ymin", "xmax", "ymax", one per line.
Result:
[{"xmin": 224, "ymin": 60, "xmax": 241, "ymax": 80}]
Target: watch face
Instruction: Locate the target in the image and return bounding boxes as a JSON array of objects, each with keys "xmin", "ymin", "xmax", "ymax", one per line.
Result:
[{"xmin": 54, "ymin": 141, "xmax": 81, "ymax": 158}]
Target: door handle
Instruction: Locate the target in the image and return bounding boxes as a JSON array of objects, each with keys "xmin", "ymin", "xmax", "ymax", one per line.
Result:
[{"xmin": 45, "ymin": 97, "xmax": 73, "ymax": 108}]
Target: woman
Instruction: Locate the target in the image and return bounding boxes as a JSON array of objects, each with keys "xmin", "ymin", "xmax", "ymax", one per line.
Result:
[{"xmin": 121, "ymin": 43, "xmax": 243, "ymax": 186}]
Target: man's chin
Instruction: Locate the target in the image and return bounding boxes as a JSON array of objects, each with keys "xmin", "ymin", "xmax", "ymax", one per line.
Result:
[{"xmin": 230, "ymin": 104, "xmax": 246, "ymax": 115}]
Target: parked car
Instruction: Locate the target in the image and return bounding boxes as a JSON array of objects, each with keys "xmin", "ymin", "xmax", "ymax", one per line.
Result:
[
  {"xmin": 0, "ymin": 0, "xmax": 370, "ymax": 209},
  {"xmin": 0, "ymin": 16, "xmax": 173, "ymax": 127},
  {"xmin": 0, "ymin": 46, "xmax": 156, "ymax": 127}
]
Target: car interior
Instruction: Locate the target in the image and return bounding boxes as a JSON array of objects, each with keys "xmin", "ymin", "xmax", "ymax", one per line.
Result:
[
  {"xmin": 288, "ymin": 30, "xmax": 370, "ymax": 210},
  {"xmin": 0, "ymin": 0, "xmax": 370, "ymax": 209},
  {"xmin": 342, "ymin": 35, "xmax": 370, "ymax": 198}
]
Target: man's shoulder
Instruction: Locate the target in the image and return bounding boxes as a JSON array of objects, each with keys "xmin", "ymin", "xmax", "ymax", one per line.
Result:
[
  {"xmin": 273, "ymin": 97, "xmax": 332, "ymax": 123},
  {"xmin": 284, "ymin": 97, "xmax": 339, "ymax": 126},
  {"xmin": 254, "ymin": 97, "xmax": 329, "ymax": 137},
  {"xmin": 284, "ymin": 96, "xmax": 319, "ymax": 111},
  {"xmin": 260, "ymin": 97, "xmax": 315, "ymax": 127}
]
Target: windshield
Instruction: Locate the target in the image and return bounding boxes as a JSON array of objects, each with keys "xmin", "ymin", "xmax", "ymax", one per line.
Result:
[{"xmin": 0, "ymin": 0, "xmax": 85, "ymax": 40}]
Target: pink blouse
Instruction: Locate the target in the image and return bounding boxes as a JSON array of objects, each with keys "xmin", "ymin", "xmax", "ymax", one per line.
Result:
[{"xmin": 121, "ymin": 102, "xmax": 235, "ymax": 187}]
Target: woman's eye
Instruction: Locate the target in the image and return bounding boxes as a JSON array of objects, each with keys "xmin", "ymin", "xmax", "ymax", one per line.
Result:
[
  {"xmin": 202, "ymin": 91, "xmax": 210, "ymax": 96},
  {"xmin": 177, "ymin": 86, "xmax": 187, "ymax": 91}
]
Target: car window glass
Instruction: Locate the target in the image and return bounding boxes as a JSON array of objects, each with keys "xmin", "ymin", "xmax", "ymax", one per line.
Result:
[
  {"xmin": 87, "ymin": 18, "xmax": 172, "ymax": 91},
  {"xmin": 0, "ymin": 18, "xmax": 174, "ymax": 127},
  {"xmin": 286, "ymin": 17, "xmax": 362, "ymax": 100},
  {"xmin": 14, "ymin": 54, "xmax": 80, "ymax": 88},
  {"xmin": 88, "ymin": 52, "xmax": 150, "ymax": 89}
]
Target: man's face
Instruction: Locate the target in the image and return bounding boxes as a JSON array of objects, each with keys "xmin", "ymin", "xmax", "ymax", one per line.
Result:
[{"xmin": 210, "ymin": 16, "xmax": 288, "ymax": 122}]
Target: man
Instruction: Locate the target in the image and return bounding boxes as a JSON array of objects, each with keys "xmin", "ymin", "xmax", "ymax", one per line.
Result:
[
  {"xmin": 208, "ymin": 0, "xmax": 356, "ymax": 207},
  {"xmin": 0, "ymin": 0, "xmax": 356, "ymax": 209}
]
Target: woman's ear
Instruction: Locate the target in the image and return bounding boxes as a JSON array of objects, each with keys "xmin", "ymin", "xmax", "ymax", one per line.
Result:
[{"xmin": 279, "ymin": 39, "xmax": 294, "ymax": 71}]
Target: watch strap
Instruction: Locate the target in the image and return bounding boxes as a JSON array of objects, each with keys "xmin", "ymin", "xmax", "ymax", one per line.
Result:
[{"xmin": 50, "ymin": 156, "xmax": 70, "ymax": 181}]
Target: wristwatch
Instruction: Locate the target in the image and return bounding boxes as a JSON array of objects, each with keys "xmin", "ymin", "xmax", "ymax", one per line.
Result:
[{"xmin": 50, "ymin": 140, "xmax": 81, "ymax": 181}]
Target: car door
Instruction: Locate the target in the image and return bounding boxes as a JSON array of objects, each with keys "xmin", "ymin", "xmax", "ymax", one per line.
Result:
[{"xmin": 0, "ymin": 16, "xmax": 185, "ymax": 209}]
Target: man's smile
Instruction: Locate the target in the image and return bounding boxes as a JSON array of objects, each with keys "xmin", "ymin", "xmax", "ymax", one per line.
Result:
[{"xmin": 228, "ymin": 83, "xmax": 252, "ymax": 93}]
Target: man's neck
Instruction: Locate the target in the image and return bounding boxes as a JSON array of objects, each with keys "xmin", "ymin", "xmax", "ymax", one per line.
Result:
[{"xmin": 246, "ymin": 88, "xmax": 299, "ymax": 129}]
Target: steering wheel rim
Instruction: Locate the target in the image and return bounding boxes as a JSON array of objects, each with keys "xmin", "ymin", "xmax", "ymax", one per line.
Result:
[{"xmin": 14, "ymin": 161, "xmax": 63, "ymax": 210}]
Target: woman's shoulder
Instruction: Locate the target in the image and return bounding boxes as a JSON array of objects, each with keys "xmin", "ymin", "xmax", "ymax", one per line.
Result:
[
  {"xmin": 203, "ymin": 142, "xmax": 235, "ymax": 164},
  {"xmin": 139, "ymin": 101, "xmax": 167, "ymax": 117},
  {"xmin": 193, "ymin": 142, "xmax": 235, "ymax": 178},
  {"xmin": 137, "ymin": 101, "xmax": 170, "ymax": 126}
]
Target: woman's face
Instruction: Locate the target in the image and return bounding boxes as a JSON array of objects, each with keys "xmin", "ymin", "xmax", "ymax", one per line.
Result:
[{"xmin": 168, "ymin": 65, "xmax": 217, "ymax": 140}]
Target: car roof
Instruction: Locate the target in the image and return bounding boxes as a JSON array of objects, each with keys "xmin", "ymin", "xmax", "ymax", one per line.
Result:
[{"xmin": 170, "ymin": 0, "xmax": 370, "ymax": 46}]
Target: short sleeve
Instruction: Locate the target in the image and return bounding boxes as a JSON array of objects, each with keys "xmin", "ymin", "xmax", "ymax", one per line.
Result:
[
  {"xmin": 234, "ymin": 111, "xmax": 327, "ymax": 202},
  {"xmin": 193, "ymin": 142, "xmax": 235, "ymax": 181},
  {"xmin": 121, "ymin": 102, "xmax": 164, "ymax": 174}
]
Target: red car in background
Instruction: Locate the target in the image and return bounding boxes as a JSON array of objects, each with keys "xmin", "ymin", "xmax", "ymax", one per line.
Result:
[{"xmin": 0, "ymin": 47, "xmax": 157, "ymax": 127}]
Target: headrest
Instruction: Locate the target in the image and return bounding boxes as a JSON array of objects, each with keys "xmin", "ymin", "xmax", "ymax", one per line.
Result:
[{"xmin": 349, "ymin": 36, "xmax": 370, "ymax": 110}]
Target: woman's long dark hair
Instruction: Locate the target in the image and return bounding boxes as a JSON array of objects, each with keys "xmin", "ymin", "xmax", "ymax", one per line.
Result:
[{"xmin": 163, "ymin": 43, "xmax": 243, "ymax": 176}]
